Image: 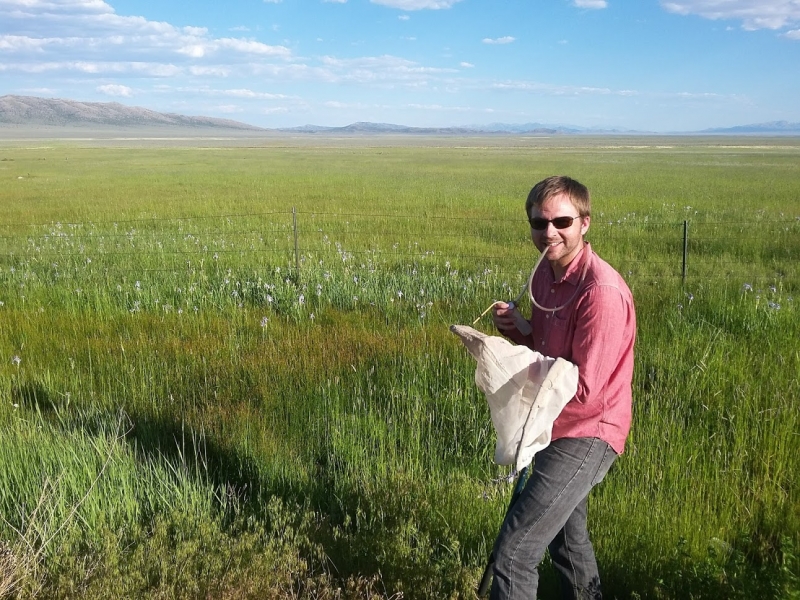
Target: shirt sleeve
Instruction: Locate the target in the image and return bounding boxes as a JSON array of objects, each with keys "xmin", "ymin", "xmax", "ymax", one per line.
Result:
[{"xmin": 570, "ymin": 284, "xmax": 631, "ymax": 405}]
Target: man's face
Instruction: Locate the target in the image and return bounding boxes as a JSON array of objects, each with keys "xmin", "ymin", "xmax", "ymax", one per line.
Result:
[{"xmin": 529, "ymin": 192, "xmax": 590, "ymax": 271}]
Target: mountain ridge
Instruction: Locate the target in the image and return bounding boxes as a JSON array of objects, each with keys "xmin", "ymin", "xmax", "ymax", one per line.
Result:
[
  {"xmin": 2, "ymin": 95, "xmax": 800, "ymax": 135},
  {"xmin": 0, "ymin": 95, "xmax": 266, "ymax": 131}
]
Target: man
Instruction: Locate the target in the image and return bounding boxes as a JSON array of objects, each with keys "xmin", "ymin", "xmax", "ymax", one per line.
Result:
[{"xmin": 490, "ymin": 175, "xmax": 636, "ymax": 600}]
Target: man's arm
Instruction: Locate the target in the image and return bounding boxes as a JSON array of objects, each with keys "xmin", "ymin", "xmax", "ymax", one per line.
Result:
[{"xmin": 570, "ymin": 284, "xmax": 634, "ymax": 404}]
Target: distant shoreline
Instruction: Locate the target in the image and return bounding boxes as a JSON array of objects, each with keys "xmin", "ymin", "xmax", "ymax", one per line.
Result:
[{"xmin": 2, "ymin": 127, "xmax": 800, "ymax": 151}]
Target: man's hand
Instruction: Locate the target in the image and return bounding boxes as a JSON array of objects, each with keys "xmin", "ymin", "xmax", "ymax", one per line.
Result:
[{"xmin": 492, "ymin": 301, "xmax": 519, "ymax": 332}]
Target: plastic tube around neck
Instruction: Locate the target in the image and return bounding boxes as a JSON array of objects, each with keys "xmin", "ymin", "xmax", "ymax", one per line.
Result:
[{"xmin": 527, "ymin": 245, "xmax": 590, "ymax": 313}]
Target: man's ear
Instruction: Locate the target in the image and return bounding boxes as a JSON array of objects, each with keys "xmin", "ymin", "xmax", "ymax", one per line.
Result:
[{"xmin": 581, "ymin": 215, "xmax": 591, "ymax": 236}]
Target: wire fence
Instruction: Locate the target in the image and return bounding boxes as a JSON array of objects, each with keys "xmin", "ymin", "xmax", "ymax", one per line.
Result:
[{"xmin": 1, "ymin": 209, "xmax": 798, "ymax": 285}]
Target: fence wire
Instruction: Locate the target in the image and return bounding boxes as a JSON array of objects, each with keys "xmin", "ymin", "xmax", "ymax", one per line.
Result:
[{"xmin": 0, "ymin": 210, "xmax": 798, "ymax": 285}]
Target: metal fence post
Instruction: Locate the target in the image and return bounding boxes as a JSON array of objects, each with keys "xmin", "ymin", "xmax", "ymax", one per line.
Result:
[
  {"xmin": 292, "ymin": 207, "xmax": 299, "ymax": 274},
  {"xmin": 682, "ymin": 220, "xmax": 688, "ymax": 283}
]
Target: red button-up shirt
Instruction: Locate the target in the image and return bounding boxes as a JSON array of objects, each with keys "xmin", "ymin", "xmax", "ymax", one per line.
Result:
[{"xmin": 502, "ymin": 243, "xmax": 636, "ymax": 454}]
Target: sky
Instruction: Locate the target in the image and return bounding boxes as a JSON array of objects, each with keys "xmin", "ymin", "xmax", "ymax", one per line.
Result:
[{"xmin": 1, "ymin": 0, "xmax": 800, "ymax": 132}]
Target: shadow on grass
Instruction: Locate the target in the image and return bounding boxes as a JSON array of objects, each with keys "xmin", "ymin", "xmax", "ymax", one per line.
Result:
[{"xmin": 12, "ymin": 378, "xmax": 796, "ymax": 599}]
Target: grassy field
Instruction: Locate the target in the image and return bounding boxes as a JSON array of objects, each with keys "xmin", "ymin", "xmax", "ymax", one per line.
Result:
[{"xmin": 0, "ymin": 135, "xmax": 798, "ymax": 599}]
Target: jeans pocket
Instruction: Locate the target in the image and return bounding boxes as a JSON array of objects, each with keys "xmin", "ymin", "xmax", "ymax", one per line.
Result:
[{"xmin": 590, "ymin": 444, "xmax": 617, "ymax": 487}]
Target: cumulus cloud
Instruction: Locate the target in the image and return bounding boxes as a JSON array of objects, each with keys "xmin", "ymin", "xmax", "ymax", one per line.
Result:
[
  {"xmin": 214, "ymin": 104, "xmax": 241, "ymax": 113},
  {"xmin": 0, "ymin": 0, "xmax": 292, "ymax": 74},
  {"xmin": 221, "ymin": 88, "xmax": 290, "ymax": 99},
  {"xmin": 406, "ymin": 102, "xmax": 472, "ymax": 111},
  {"xmin": 97, "ymin": 83, "xmax": 131, "ymax": 96},
  {"xmin": 318, "ymin": 54, "xmax": 458, "ymax": 85},
  {"xmin": 482, "ymin": 36, "xmax": 515, "ymax": 44},
  {"xmin": 189, "ymin": 65, "xmax": 231, "ymax": 76},
  {"xmin": 460, "ymin": 61, "xmax": 474, "ymax": 67},
  {"xmin": 661, "ymin": 0, "xmax": 800, "ymax": 31},
  {"xmin": 370, "ymin": 0, "xmax": 463, "ymax": 9},
  {"xmin": 489, "ymin": 80, "xmax": 637, "ymax": 97},
  {"xmin": 785, "ymin": 28, "xmax": 800, "ymax": 39},
  {"xmin": 324, "ymin": 100, "xmax": 371, "ymax": 108},
  {"xmin": 0, "ymin": 0, "xmax": 472, "ymax": 99},
  {"xmin": 0, "ymin": 35, "xmax": 48, "ymax": 51},
  {"xmin": 573, "ymin": 0, "xmax": 607, "ymax": 8}
]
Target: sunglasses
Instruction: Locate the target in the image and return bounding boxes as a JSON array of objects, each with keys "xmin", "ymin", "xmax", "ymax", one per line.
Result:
[{"xmin": 528, "ymin": 215, "xmax": 582, "ymax": 230}]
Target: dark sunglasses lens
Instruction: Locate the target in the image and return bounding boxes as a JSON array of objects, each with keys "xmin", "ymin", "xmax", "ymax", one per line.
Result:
[
  {"xmin": 529, "ymin": 218, "xmax": 548, "ymax": 230},
  {"xmin": 552, "ymin": 217, "xmax": 576, "ymax": 229},
  {"xmin": 529, "ymin": 216, "xmax": 577, "ymax": 230}
]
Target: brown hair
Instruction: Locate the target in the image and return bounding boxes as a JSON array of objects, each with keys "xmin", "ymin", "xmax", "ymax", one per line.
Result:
[{"xmin": 525, "ymin": 176, "xmax": 591, "ymax": 218}]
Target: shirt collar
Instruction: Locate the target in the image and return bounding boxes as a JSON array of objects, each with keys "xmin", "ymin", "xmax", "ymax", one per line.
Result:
[{"xmin": 560, "ymin": 242, "xmax": 592, "ymax": 285}]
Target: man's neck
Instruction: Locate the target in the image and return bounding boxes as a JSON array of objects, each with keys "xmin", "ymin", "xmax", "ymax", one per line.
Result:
[{"xmin": 549, "ymin": 241, "xmax": 586, "ymax": 281}]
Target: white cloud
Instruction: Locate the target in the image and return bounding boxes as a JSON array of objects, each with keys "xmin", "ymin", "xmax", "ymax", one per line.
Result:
[
  {"xmin": 321, "ymin": 54, "xmax": 456, "ymax": 75},
  {"xmin": 263, "ymin": 0, "xmax": 282, "ymax": 3},
  {"xmin": 0, "ymin": 0, "xmax": 292, "ymax": 74},
  {"xmin": 370, "ymin": 0, "xmax": 463, "ymax": 10},
  {"xmin": 2, "ymin": 59, "xmax": 182, "ymax": 76},
  {"xmin": 216, "ymin": 38, "xmax": 290, "ymax": 55},
  {"xmin": 661, "ymin": 0, "xmax": 800, "ymax": 31},
  {"xmin": 178, "ymin": 44, "xmax": 205, "ymax": 58},
  {"xmin": 488, "ymin": 79, "xmax": 737, "ymax": 104},
  {"xmin": 482, "ymin": 36, "xmax": 515, "ymax": 44},
  {"xmin": 22, "ymin": 86, "xmax": 59, "ymax": 94},
  {"xmin": 785, "ymin": 28, "xmax": 800, "ymax": 39},
  {"xmin": 97, "ymin": 83, "xmax": 132, "ymax": 96},
  {"xmin": 0, "ymin": 35, "xmax": 48, "ymax": 51},
  {"xmin": 189, "ymin": 65, "xmax": 231, "ymax": 76},
  {"xmin": 324, "ymin": 100, "xmax": 370, "ymax": 108},
  {"xmin": 573, "ymin": 0, "xmax": 607, "ymax": 8},
  {"xmin": 322, "ymin": 0, "xmax": 347, "ymax": 3},
  {"xmin": 221, "ymin": 88, "xmax": 290, "ymax": 99},
  {"xmin": 162, "ymin": 84, "xmax": 297, "ymax": 102},
  {"xmin": 398, "ymin": 14, "xmax": 410, "ymax": 20},
  {"xmin": 1, "ymin": 0, "xmax": 114, "ymax": 17},
  {"xmin": 460, "ymin": 61, "xmax": 474, "ymax": 67},
  {"xmin": 406, "ymin": 102, "xmax": 472, "ymax": 111}
]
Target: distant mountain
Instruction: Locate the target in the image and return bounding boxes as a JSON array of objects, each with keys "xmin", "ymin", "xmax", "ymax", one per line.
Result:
[
  {"xmin": 464, "ymin": 122, "xmax": 583, "ymax": 134},
  {"xmin": 2, "ymin": 95, "xmax": 798, "ymax": 136},
  {"xmin": 0, "ymin": 95, "xmax": 266, "ymax": 131},
  {"xmin": 279, "ymin": 121, "xmax": 584, "ymax": 135},
  {"xmin": 279, "ymin": 121, "xmax": 482, "ymax": 134},
  {"xmin": 698, "ymin": 121, "xmax": 800, "ymax": 134}
]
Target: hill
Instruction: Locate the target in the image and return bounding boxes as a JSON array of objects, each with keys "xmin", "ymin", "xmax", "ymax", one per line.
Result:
[
  {"xmin": 0, "ymin": 95, "xmax": 266, "ymax": 131},
  {"xmin": 698, "ymin": 121, "xmax": 800, "ymax": 134}
]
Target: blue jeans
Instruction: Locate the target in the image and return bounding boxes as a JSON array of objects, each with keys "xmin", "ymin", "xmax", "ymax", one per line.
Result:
[{"xmin": 490, "ymin": 437, "xmax": 617, "ymax": 600}]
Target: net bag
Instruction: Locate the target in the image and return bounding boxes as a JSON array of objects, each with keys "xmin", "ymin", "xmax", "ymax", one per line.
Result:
[{"xmin": 450, "ymin": 325, "xmax": 579, "ymax": 471}]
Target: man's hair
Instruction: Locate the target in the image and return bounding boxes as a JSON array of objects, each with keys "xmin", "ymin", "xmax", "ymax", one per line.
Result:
[{"xmin": 525, "ymin": 176, "xmax": 591, "ymax": 218}]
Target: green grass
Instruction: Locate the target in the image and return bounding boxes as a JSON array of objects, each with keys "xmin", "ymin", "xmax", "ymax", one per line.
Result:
[{"xmin": 0, "ymin": 136, "xmax": 798, "ymax": 598}]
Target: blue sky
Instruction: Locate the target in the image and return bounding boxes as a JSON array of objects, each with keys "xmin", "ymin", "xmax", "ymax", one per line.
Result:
[{"xmin": 1, "ymin": 0, "xmax": 799, "ymax": 131}]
